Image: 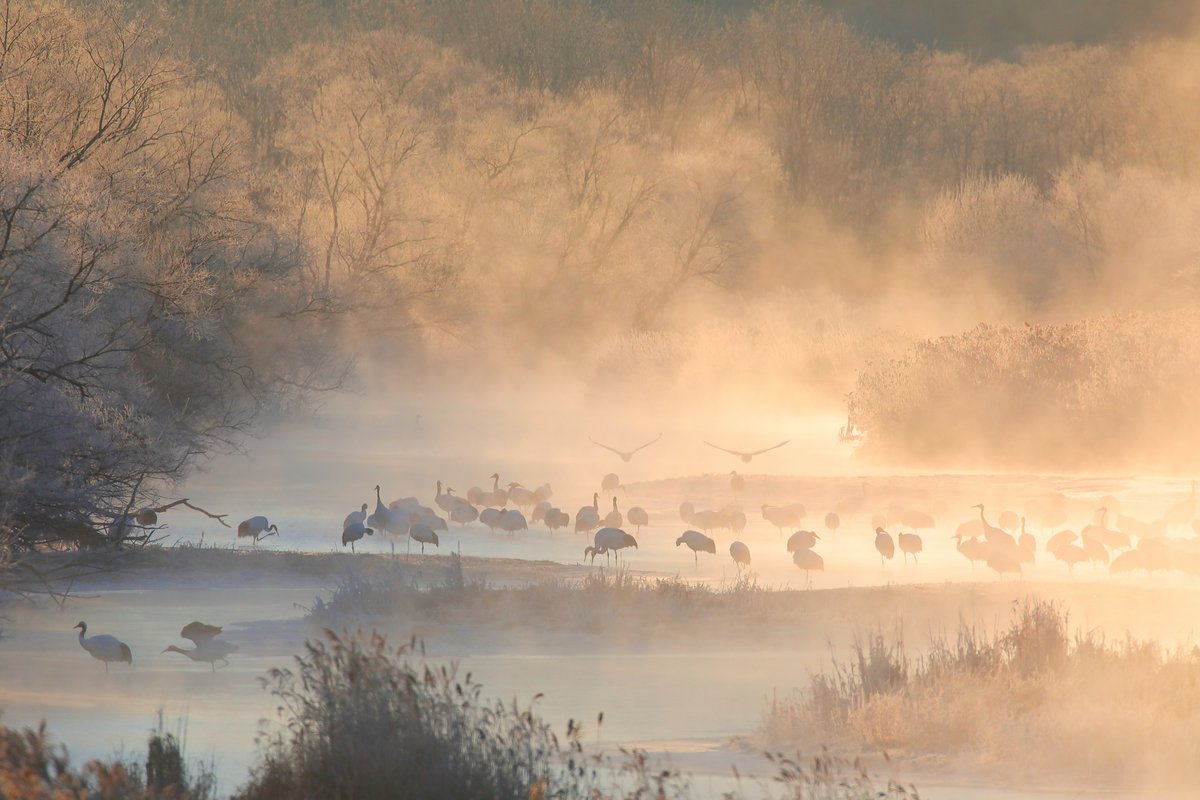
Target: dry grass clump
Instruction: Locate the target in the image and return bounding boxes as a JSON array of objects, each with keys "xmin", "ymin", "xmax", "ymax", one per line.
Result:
[
  {"xmin": 0, "ymin": 720, "xmax": 215, "ymax": 800},
  {"xmin": 235, "ymin": 627, "xmax": 916, "ymax": 800},
  {"xmin": 306, "ymin": 558, "xmax": 779, "ymax": 638},
  {"xmin": 848, "ymin": 311, "xmax": 1200, "ymax": 470},
  {"xmin": 764, "ymin": 599, "xmax": 1200, "ymax": 788}
]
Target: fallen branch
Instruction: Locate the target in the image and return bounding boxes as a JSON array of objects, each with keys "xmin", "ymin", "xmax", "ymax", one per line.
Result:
[{"xmin": 150, "ymin": 498, "xmax": 230, "ymax": 528}]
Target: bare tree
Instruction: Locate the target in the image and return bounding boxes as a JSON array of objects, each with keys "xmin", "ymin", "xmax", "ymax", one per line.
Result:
[{"xmin": 0, "ymin": 0, "xmax": 338, "ymax": 573}]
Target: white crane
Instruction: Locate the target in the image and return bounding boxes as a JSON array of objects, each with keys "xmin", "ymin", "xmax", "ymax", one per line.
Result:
[
  {"xmin": 603, "ymin": 497, "xmax": 623, "ymax": 528},
  {"xmin": 729, "ymin": 541, "xmax": 751, "ymax": 572},
  {"xmin": 544, "ymin": 507, "xmax": 570, "ymax": 533},
  {"xmin": 498, "ymin": 509, "xmax": 528, "ymax": 535},
  {"xmin": 1045, "ymin": 529, "xmax": 1077, "ymax": 553},
  {"xmin": 972, "ymin": 504, "xmax": 1015, "ymax": 548},
  {"xmin": 762, "ymin": 504, "xmax": 803, "ymax": 534},
  {"xmin": 372, "ymin": 485, "xmax": 408, "ymax": 536},
  {"xmin": 786, "ymin": 530, "xmax": 819, "ymax": 552},
  {"xmin": 792, "ymin": 548, "xmax": 825, "ymax": 581},
  {"xmin": 343, "ymin": 503, "xmax": 368, "ymax": 531},
  {"xmin": 163, "ymin": 621, "xmax": 238, "ymax": 672},
  {"xmin": 874, "ymin": 527, "xmax": 895, "ymax": 566},
  {"xmin": 704, "ymin": 439, "xmax": 789, "ymax": 462},
  {"xmin": 483, "ymin": 474, "xmax": 508, "ymax": 507},
  {"xmin": 480, "ymin": 507, "xmax": 502, "ymax": 533},
  {"xmin": 585, "ymin": 527, "xmax": 638, "ymax": 565},
  {"xmin": 676, "ymin": 529, "xmax": 716, "ymax": 566},
  {"xmin": 533, "ymin": 483, "xmax": 554, "ymax": 504},
  {"xmin": 627, "ymin": 506, "xmax": 649, "ymax": 533},
  {"xmin": 237, "ymin": 516, "xmax": 278, "ymax": 543},
  {"xmin": 575, "ymin": 493, "xmax": 600, "ymax": 535},
  {"xmin": 601, "ymin": 473, "xmax": 623, "ymax": 495},
  {"xmin": 507, "ymin": 483, "xmax": 536, "ymax": 510},
  {"xmin": 588, "ymin": 433, "xmax": 662, "ymax": 462},
  {"xmin": 434, "ymin": 481, "xmax": 459, "ymax": 514},
  {"xmin": 897, "ymin": 530, "xmax": 923, "ymax": 565},
  {"xmin": 987, "ymin": 550, "xmax": 1022, "ymax": 579},
  {"xmin": 409, "ymin": 523, "xmax": 440, "ymax": 554},
  {"xmin": 74, "ymin": 621, "xmax": 132, "ymax": 672},
  {"xmin": 341, "ymin": 521, "xmax": 373, "ymax": 551},
  {"xmin": 449, "ymin": 495, "xmax": 479, "ymax": 525},
  {"xmin": 1051, "ymin": 542, "xmax": 1088, "ymax": 571},
  {"xmin": 1082, "ymin": 507, "xmax": 1128, "ymax": 550},
  {"xmin": 953, "ymin": 531, "xmax": 989, "ymax": 568}
]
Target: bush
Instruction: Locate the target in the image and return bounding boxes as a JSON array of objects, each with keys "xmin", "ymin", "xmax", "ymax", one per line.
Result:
[
  {"xmin": 764, "ymin": 599, "xmax": 1200, "ymax": 788},
  {"xmin": 847, "ymin": 311, "xmax": 1200, "ymax": 469},
  {"xmin": 0, "ymin": 720, "xmax": 214, "ymax": 800}
]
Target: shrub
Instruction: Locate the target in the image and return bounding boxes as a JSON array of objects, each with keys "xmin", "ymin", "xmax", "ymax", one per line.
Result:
[
  {"xmin": 0, "ymin": 720, "xmax": 214, "ymax": 800},
  {"xmin": 764, "ymin": 599, "xmax": 1200, "ymax": 788},
  {"xmin": 848, "ymin": 311, "xmax": 1200, "ymax": 469}
]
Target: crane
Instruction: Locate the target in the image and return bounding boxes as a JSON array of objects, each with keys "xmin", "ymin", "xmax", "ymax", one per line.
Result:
[
  {"xmin": 341, "ymin": 521, "xmax": 373, "ymax": 551},
  {"xmin": 874, "ymin": 527, "xmax": 895, "ymax": 566},
  {"xmin": 585, "ymin": 527, "xmax": 638, "ymax": 565},
  {"xmin": 588, "ymin": 433, "xmax": 662, "ymax": 462},
  {"xmin": 704, "ymin": 439, "xmax": 789, "ymax": 462},
  {"xmin": 163, "ymin": 621, "xmax": 237, "ymax": 672},
  {"xmin": 237, "ymin": 516, "xmax": 278, "ymax": 543},
  {"xmin": 897, "ymin": 530, "xmax": 923, "ymax": 564},
  {"xmin": 729, "ymin": 541, "xmax": 751, "ymax": 573},
  {"xmin": 676, "ymin": 529, "xmax": 716, "ymax": 566},
  {"xmin": 409, "ymin": 523, "xmax": 440, "ymax": 554},
  {"xmin": 627, "ymin": 506, "xmax": 649, "ymax": 533},
  {"xmin": 74, "ymin": 621, "xmax": 132, "ymax": 672}
]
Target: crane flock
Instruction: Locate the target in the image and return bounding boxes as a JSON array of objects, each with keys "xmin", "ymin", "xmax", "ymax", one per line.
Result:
[
  {"xmin": 110, "ymin": 430, "xmax": 1199, "ymax": 589},
  {"xmin": 221, "ymin": 466, "xmax": 1200, "ymax": 589}
]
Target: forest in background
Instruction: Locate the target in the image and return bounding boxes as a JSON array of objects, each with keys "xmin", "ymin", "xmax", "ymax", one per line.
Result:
[{"xmin": 3, "ymin": 0, "xmax": 1200, "ymax": 558}]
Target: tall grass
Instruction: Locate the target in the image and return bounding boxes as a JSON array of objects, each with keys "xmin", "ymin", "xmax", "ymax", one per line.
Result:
[
  {"xmin": 765, "ymin": 599, "xmax": 1200, "ymax": 787},
  {"xmin": 235, "ymin": 627, "xmax": 916, "ymax": 800},
  {"xmin": 305, "ymin": 563, "xmax": 776, "ymax": 637},
  {"xmin": 0, "ymin": 719, "xmax": 215, "ymax": 800}
]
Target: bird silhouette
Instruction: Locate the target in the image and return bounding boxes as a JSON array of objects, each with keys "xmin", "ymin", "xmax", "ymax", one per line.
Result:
[
  {"xmin": 729, "ymin": 541, "xmax": 751, "ymax": 572},
  {"xmin": 676, "ymin": 529, "xmax": 716, "ymax": 566},
  {"xmin": 588, "ymin": 433, "xmax": 663, "ymax": 462},
  {"xmin": 704, "ymin": 440, "xmax": 790, "ymax": 462},
  {"xmin": 164, "ymin": 621, "xmax": 238, "ymax": 672},
  {"xmin": 237, "ymin": 516, "xmax": 278, "ymax": 542}
]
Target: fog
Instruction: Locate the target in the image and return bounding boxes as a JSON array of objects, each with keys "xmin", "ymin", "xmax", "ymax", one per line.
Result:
[{"xmin": 4, "ymin": 0, "xmax": 1200, "ymax": 797}]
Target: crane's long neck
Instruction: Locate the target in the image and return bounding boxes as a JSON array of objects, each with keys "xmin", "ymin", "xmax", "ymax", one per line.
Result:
[
  {"xmin": 436, "ymin": 480, "xmax": 442, "ymax": 498},
  {"xmin": 492, "ymin": 475, "xmax": 500, "ymax": 491},
  {"xmin": 593, "ymin": 493, "xmax": 598, "ymax": 511},
  {"xmin": 977, "ymin": 506, "xmax": 987, "ymax": 525}
]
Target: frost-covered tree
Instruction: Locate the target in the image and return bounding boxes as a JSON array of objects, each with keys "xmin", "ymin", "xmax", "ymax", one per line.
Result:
[{"xmin": 0, "ymin": 0, "xmax": 336, "ymax": 564}]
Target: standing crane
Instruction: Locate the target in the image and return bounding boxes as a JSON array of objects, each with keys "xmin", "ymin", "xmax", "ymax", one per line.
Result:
[
  {"xmin": 74, "ymin": 621, "xmax": 132, "ymax": 672},
  {"xmin": 874, "ymin": 527, "xmax": 895, "ymax": 566},
  {"xmin": 676, "ymin": 529, "xmax": 716, "ymax": 566}
]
